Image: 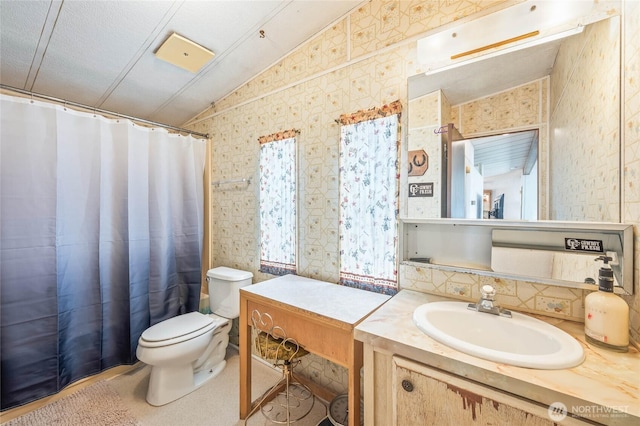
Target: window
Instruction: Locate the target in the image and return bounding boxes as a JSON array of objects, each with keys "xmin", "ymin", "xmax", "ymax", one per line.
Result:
[
  {"xmin": 338, "ymin": 101, "xmax": 401, "ymax": 295},
  {"xmin": 258, "ymin": 131, "xmax": 297, "ymax": 275}
]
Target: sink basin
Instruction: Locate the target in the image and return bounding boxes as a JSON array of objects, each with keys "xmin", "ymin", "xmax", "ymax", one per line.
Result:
[{"xmin": 413, "ymin": 301, "xmax": 585, "ymax": 369}]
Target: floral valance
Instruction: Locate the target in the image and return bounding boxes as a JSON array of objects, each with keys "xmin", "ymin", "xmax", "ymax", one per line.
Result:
[
  {"xmin": 258, "ymin": 129, "xmax": 300, "ymax": 144},
  {"xmin": 336, "ymin": 100, "xmax": 402, "ymax": 126}
]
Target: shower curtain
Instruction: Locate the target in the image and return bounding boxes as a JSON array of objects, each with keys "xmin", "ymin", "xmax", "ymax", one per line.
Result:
[{"xmin": 0, "ymin": 94, "xmax": 206, "ymax": 410}]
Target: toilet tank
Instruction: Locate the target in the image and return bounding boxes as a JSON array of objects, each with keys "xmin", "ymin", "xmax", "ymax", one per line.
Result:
[{"xmin": 206, "ymin": 267, "xmax": 253, "ymax": 319}]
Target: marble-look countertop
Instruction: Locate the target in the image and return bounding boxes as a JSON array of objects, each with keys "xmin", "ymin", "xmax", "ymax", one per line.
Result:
[
  {"xmin": 354, "ymin": 289, "xmax": 639, "ymax": 426},
  {"xmin": 241, "ymin": 274, "xmax": 391, "ymax": 326}
]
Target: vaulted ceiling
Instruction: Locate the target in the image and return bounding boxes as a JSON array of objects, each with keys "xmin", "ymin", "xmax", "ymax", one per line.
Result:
[{"xmin": 0, "ymin": 1, "xmax": 362, "ymax": 127}]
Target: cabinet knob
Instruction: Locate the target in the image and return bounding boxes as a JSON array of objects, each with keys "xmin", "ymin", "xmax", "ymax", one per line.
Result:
[{"xmin": 401, "ymin": 379, "xmax": 414, "ymax": 392}]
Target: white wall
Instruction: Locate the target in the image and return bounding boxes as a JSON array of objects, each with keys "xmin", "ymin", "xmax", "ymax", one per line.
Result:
[
  {"xmin": 484, "ymin": 169, "xmax": 522, "ymax": 219},
  {"xmin": 522, "ymin": 160, "xmax": 538, "ymax": 220}
]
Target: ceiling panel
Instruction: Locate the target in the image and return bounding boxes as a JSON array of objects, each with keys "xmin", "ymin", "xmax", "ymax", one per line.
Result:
[
  {"xmin": 149, "ymin": 0, "xmax": 363, "ymax": 124},
  {"xmin": 101, "ymin": 0, "xmax": 286, "ymax": 123},
  {"xmin": 32, "ymin": 1, "xmax": 176, "ymax": 106},
  {"xmin": 0, "ymin": 0, "xmax": 52, "ymax": 88},
  {"xmin": 0, "ymin": 0, "xmax": 362, "ymax": 128}
]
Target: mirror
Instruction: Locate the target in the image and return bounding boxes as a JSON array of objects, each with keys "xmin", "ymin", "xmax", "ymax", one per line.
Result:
[{"xmin": 406, "ymin": 15, "xmax": 621, "ymax": 223}]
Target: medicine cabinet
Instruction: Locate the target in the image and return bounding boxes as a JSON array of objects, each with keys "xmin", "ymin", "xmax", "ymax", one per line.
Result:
[{"xmin": 400, "ymin": 218, "xmax": 633, "ymax": 294}]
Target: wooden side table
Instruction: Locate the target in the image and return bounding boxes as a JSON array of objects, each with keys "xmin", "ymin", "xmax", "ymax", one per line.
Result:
[{"xmin": 239, "ymin": 274, "xmax": 390, "ymax": 426}]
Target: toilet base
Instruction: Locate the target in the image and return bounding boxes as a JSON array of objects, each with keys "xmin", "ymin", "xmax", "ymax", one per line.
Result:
[{"xmin": 146, "ymin": 359, "xmax": 227, "ymax": 406}]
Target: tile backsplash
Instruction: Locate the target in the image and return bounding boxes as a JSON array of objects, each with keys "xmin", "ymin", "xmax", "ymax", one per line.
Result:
[{"xmin": 401, "ymin": 264, "xmax": 585, "ymax": 321}]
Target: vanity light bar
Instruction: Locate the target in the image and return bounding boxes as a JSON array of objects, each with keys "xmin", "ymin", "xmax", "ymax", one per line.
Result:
[
  {"xmin": 422, "ymin": 26, "xmax": 584, "ymax": 77},
  {"xmin": 450, "ymin": 30, "xmax": 540, "ymax": 60},
  {"xmin": 417, "ymin": 0, "xmax": 603, "ymax": 72}
]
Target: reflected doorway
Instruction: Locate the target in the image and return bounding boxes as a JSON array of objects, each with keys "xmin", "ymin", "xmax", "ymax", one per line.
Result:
[{"xmin": 446, "ymin": 128, "xmax": 538, "ymax": 220}]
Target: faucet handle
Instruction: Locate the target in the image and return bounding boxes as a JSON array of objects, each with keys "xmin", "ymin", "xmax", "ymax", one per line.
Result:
[{"xmin": 480, "ymin": 284, "xmax": 496, "ymax": 300}]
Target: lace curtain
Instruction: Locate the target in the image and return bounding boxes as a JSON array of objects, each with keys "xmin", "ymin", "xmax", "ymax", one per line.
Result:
[
  {"xmin": 338, "ymin": 101, "xmax": 401, "ymax": 295},
  {"xmin": 259, "ymin": 131, "xmax": 297, "ymax": 275}
]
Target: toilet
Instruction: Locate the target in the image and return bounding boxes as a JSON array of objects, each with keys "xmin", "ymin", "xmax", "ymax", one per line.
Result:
[{"xmin": 136, "ymin": 266, "xmax": 252, "ymax": 406}]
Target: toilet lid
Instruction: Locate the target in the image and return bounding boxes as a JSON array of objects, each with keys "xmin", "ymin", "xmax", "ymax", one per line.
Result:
[{"xmin": 141, "ymin": 312, "xmax": 214, "ymax": 343}]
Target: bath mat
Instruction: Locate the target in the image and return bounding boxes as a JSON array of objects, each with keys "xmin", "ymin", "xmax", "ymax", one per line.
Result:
[{"xmin": 2, "ymin": 380, "xmax": 139, "ymax": 426}]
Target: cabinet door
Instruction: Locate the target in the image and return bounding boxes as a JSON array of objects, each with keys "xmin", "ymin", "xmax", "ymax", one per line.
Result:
[{"xmin": 392, "ymin": 356, "xmax": 588, "ymax": 426}]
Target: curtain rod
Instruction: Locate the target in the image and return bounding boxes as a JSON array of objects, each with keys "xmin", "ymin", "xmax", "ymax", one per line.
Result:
[{"xmin": 0, "ymin": 84, "xmax": 209, "ymax": 139}]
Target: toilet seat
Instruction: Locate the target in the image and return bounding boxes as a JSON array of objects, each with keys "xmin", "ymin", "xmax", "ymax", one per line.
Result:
[{"xmin": 139, "ymin": 312, "xmax": 227, "ymax": 348}]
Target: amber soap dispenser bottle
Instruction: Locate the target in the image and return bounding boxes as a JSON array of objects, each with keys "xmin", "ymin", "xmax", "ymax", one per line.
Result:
[{"xmin": 584, "ymin": 255, "xmax": 629, "ymax": 352}]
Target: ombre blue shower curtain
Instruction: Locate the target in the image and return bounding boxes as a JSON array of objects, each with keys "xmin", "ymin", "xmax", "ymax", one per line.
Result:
[{"xmin": 0, "ymin": 94, "xmax": 205, "ymax": 410}]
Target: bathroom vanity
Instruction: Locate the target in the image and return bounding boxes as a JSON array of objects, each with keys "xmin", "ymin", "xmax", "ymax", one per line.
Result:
[{"xmin": 354, "ymin": 290, "xmax": 639, "ymax": 426}]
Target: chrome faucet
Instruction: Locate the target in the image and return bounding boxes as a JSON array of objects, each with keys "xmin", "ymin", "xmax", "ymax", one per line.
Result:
[{"xmin": 468, "ymin": 285, "xmax": 512, "ymax": 318}]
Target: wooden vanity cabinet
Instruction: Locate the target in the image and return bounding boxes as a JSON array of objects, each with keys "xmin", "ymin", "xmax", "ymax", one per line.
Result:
[{"xmin": 363, "ymin": 348, "xmax": 592, "ymax": 426}]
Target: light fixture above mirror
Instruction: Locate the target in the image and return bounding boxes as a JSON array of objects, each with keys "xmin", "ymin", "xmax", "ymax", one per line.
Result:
[{"xmin": 416, "ymin": 0, "xmax": 614, "ymax": 74}]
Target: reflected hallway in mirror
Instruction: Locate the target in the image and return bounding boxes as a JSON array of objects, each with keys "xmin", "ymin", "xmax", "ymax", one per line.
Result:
[{"xmin": 449, "ymin": 129, "xmax": 539, "ymax": 220}]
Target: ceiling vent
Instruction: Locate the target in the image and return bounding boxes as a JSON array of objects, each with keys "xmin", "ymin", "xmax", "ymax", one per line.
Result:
[{"xmin": 155, "ymin": 33, "xmax": 214, "ymax": 73}]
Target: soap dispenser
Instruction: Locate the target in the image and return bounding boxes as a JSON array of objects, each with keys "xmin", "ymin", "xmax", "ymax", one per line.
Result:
[{"xmin": 584, "ymin": 255, "xmax": 629, "ymax": 352}]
